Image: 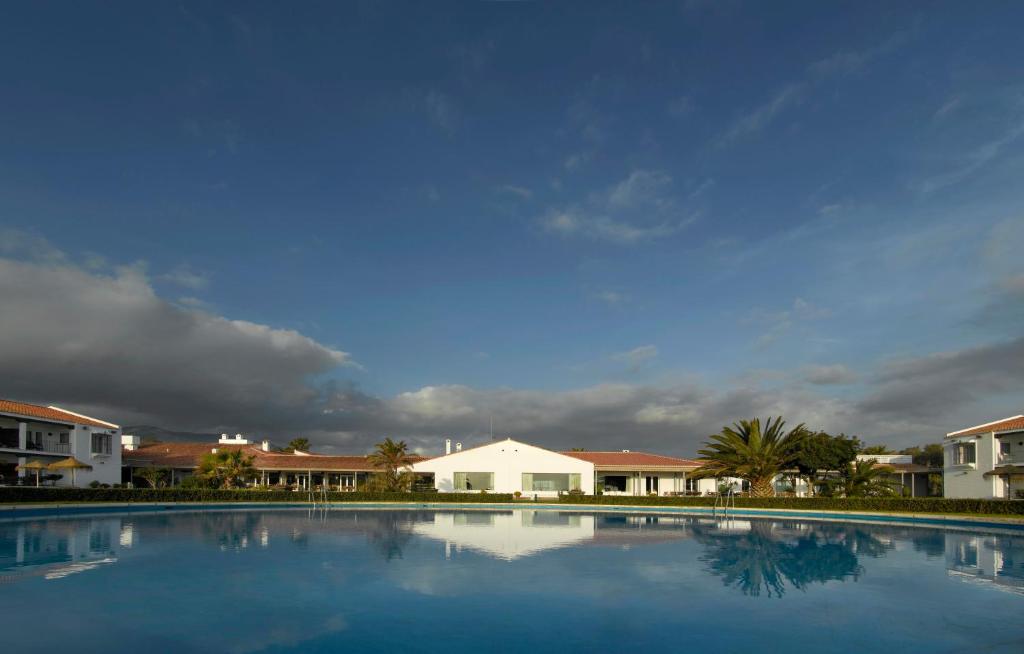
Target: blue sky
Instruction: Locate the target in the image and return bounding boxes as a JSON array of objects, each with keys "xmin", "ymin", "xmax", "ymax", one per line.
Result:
[{"xmin": 1, "ymin": 2, "xmax": 1022, "ymax": 454}]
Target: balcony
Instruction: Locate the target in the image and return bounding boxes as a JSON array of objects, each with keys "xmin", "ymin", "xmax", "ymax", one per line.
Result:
[{"xmin": 0, "ymin": 429, "xmax": 71, "ymax": 455}]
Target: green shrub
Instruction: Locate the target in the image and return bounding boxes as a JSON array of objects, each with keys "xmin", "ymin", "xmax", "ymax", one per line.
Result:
[
  {"xmin": 554, "ymin": 494, "xmax": 1024, "ymax": 516},
  {"xmin": 0, "ymin": 487, "xmax": 516, "ymax": 504}
]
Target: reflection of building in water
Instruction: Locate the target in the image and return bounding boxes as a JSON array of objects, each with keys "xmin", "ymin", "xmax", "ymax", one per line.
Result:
[
  {"xmin": 945, "ymin": 531, "xmax": 1024, "ymax": 595},
  {"xmin": 0, "ymin": 518, "xmax": 120, "ymax": 583},
  {"xmin": 411, "ymin": 510, "xmax": 596, "ymax": 560}
]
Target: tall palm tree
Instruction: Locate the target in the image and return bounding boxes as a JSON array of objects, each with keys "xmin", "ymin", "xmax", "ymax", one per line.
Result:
[
  {"xmin": 695, "ymin": 417, "xmax": 807, "ymax": 497},
  {"xmin": 367, "ymin": 438, "xmax": 416, "ymax": 492},
  {"xmin": 197, "ymin": 450, "xmax": 258, "ymax": 489}
]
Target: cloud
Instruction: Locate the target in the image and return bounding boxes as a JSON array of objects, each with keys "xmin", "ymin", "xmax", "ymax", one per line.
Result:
[
  {"xmin": 539, "ymin": 169, "xmax": 696, "ymax": 244},
  {"xmin": 750, "ymin": 297, "xmax": 832, "ymax": 348},
  {"xmin": 497, "ymin": 184, "xmax": 533, "ymax": 200},
  {"xmin": 593, "ymin": 289, "xmax": 628, "ymax": 306},
  {"xmin": 0, "ymin": 240, "xmax": 357, "ymax": 433},
  {"xmin": 719, "ymin": 29, "xmax": 909, "ymax": 147},
  {"xmin": 718, "ymin": 83, "xmax": 803, "ymax": 147},
  {"xmin": 857, "ymin": 337, "xmax": 1024, "ymax": 421},
  {"xmin": 610, "ymin": 345, "xmax": 658, "ymax": 372},
  {"xmin": 803, "ymin": 364, "xmax": 858, "ymax": 385},
  {"xmin": 807, "ymin": 31, "xmax": 908, "ymax": 77},
  {"xmin": 160, "ymin": 263, "xmax": 209, "ymax": 290},
  {"xmin": 424, "ymin": 89, "xmax": 460, "ymax": 134},
  {"xmin": 667, "ymin": 96, "xmax": 694, "ymax": 118},
  {"xmin": 2, "ymin": 233, "xmax": 1018, "ymax": 455},
  {"xmin": 919, "ymin": 117, "xmax": 1024, "ymax": 194}
]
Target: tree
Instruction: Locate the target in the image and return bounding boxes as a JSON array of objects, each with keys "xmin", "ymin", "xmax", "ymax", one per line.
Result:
[
  {"xmin": 197, "ymin": 450, "xmax": 258, "ymax": 489},
  {"xmin": 899, "ymin": 443, "xmax": 943, "ymax": 468},
  {"xmin": 695, "ymin": 417, "xmax": 808, "ymax": 498},
  {"xmin": 570, "ymin": 447, "xmax": 586, "ymax": 452},
  {"xmin": 367, "ymin": 437, "xmax": 416, "ymax": 492},
  {"xmin": 826, "ymin": 459, "xmax": 898, "ymax": 498},
  {"xmin": 792, "ymin": 431, "xmax": 860, "ymax": 496},
  {"xmin": 135, "ymin": 466, "xmax": 169, "ymax": 488},
  {"xmin": 860, "ymin": 444, "xmax": 893, "ymax": 455},
  {"xmin": 286, "ymin": 437, "xmax": 311, "ymax": 453}
]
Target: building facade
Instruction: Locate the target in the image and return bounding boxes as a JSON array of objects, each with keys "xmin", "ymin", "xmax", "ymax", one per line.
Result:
[
  {"xmin": 0, "ymin": 399, "xmax": 122, "ymax": 487},
  {"xmin": 410, "ymin": 439, "xmax": 596, "ymax": 497},
  {"xmin": 944, "ymin": 415, "xmax": 1024, "ymax": 499}
]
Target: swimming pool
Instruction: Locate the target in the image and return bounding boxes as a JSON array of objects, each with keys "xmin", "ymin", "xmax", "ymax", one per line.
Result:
[{"xmin": 2, "ymin": 508, "xmax": 1022, "ymax": 653}]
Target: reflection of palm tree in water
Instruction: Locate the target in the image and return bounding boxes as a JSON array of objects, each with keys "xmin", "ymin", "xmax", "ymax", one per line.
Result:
[
  {"xmin": 197, "ymin": 512, "xmax": 263, "ymax": 551},
  {"xmin": 696, "ymin": 521, "xmax": 879, "ymax": 597},
  {"xmin": 367, "ymin": 512, "xmax": 417, "ymax": 561}
]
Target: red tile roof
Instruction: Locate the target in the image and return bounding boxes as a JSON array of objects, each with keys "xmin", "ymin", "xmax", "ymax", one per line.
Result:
[
  {"xmin": 123, "ymin": 442, "xmax": 425, "ymax": 472},
  {"xmin": 947, "ymin": 415, "xmax": 1024, "ymax": 438},
  {"xmin": 0, "ymin": 398, "xmax": 118, "ymax": 429},
  {"xmin": 561, "ymin": 451, "xmax": 701, "ymax": 470}
]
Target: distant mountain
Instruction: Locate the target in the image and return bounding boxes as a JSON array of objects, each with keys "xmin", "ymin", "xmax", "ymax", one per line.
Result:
[{"xmin": 122, "ymin": 425, "xmax": 219, "ymax": 443}]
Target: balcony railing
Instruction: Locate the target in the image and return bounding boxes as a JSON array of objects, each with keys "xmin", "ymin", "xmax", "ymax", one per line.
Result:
[
  {"xmin": 0, "ymin": 432, "xmax": 72, "ymax": 455},
  {"xmin": 998, "ymin": 452, "xmax": 1024, "ymax": 466}
]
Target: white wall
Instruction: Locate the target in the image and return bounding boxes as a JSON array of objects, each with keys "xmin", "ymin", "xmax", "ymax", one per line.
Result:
[
  {"xmin": 944, "ymin": 433, "xmax": 999, "ymax": 499},
  {"xmin": 412, "ymin": 439, "xmax": 595, "ymax": 497},
  {"xmin": 63, "ymin": 425, "xmax": 122, "ymax": 487}
]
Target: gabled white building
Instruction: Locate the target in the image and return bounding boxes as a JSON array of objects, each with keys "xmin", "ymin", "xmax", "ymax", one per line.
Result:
[
  {"xmin": 944, "ymin": 415, "xmax": 1024, "ymax": 499},
  {"xmin": 411, "ymin": 438, "xmax": 595, "ymax": 497}
]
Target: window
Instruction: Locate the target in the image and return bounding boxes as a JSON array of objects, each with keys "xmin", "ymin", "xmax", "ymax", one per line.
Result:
[
  {"xmin": 59, "ymin": 432, "xmax": 69, "ymax": 444},
  {"xmin": 522, "ymin": 472, "xmax": 581, "ymax": 492},
  {"xmin": 685, "ymin": 477, "xmax": 699, "ymax": 492},
  {"xmin": 953, "ymin": 442, "xmax": 976, "ymax": 465},
  {"xmin": 601, "ymin": 475, "xmax": 628, "ymax": 492},
  {"xmin": 453, "ymin": 471, "xmax": 493, "ymax": 491},
  {"xmin": 1000, "ymin": 441, "xmax": 1011, "ymax": 457},
  {"xmin": 645, "ymin": 476, "xmax": 659, "ymax": 494},
  {"xmin": 91, "ymin": 433, "xmax": 112, "ymax": 455}
]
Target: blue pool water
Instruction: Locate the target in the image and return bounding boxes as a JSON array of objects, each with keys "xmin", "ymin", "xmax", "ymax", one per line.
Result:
[{"xmin": 2, "ymin": 508, "xmax": 1022, "ymax": 653}]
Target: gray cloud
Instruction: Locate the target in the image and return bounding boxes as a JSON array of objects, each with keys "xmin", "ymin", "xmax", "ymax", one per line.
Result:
[
  {"xmin": 803, "ymin": 364, "xmax": 858, "ymax": 385},
  {"xmin": 610, "ymin": 345, "xmax": 659, "ymax": 372},
  {"xmin": 857, "ymin": 337, "xmax": 1024, "ymax": 421},
  {"xmin": 1, "ymin": 236, "xmax": 1018, "ymax": 456}
]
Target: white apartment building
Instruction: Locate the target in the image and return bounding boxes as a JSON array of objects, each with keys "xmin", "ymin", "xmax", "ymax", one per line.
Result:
[
  {"xmin": 0, "ymin": 398, "xmax": 122, "ymax": 487},
  {"xmin": 944, "ymin": 415, "xmax": 1024, "ymax": 499}
]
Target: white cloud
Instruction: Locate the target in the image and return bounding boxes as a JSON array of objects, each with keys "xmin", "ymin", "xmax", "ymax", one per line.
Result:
[
  {"xmin": 610, "ymin": 345, "xmax": 659, "ymax": 371},
  {"xmin": 718, "ymin": 83, "xmax": 804, "ymax": 147},
  {"xmin": 160, "ymin": 263, "xmax": 209, "ymax": 290},
  {"xmin": 497, "ymin": 184, "xmax": 533, "ymax": 200},
  {"xmin": 539, "ymin": 169, "xmax": 696, "ymax": 244},
  {"xmin": 424, "ymin": 89, "xmax": 460, "ymax": 134}
]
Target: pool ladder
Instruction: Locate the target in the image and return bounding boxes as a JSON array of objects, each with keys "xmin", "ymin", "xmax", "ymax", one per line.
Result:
[
  {"xmin": 713, "ymin": 488, "xmax": 736, "ymax": 519},
  {"xmin": 308, "ymin": 484, "xmax": 329, "ymax": 510}
]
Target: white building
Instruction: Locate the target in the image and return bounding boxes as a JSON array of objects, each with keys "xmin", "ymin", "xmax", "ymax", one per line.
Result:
[
  {"xmin": 411, "ymin": 438, "xmax": 595, "ymax": 497},
  {"xmin": 944, "ymin": 415, "xmax": 1024, "ymax": 499},
  {"xmin": 0, "ymin": 398, "xmax": 122, "ymax": 487},
  {"xmin": 563, "ymin": 450, "xmax": 712, "ymax": 496}
]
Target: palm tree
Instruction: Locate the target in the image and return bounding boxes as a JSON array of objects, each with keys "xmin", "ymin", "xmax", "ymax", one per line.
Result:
[
  {"xmin": 830, "ymin": 459, "xmax": 898, "ymax": 498},
  {"xmin": 367, "ymin": 438, "xmax": 416, "ymax": 492},
  {"xmin": 197, "ymin": 450, "xmax": 258, "ymax": 489},
  {"xmin": 695, "ymin": 417, "xmax": 807, "ymax": 497}
]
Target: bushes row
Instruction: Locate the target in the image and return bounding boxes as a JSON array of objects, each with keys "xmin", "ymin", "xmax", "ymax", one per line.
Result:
[
  {"xmin": 557, "ymin": 494, "xmax": 1024, "ymax": 515},
  {"xmin": 1, "ymin": 487, "xmax": 1022, "ymax": 516},
  {"xmin": 0, "ymin": 487, "xmax": 515, "ymax": 504}
]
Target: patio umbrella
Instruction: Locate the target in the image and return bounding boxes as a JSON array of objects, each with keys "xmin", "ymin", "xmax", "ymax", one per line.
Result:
[
  {"xmin": 47, "ymin": 457, "xmax": 93, "ymax": 487},
  {"xmin": 16, "ymin": 459, "xmax": 48, "ymax": 487}
]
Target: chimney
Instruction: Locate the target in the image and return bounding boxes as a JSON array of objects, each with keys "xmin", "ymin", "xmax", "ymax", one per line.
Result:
[
  {"xmin": 445, "ymin": 439, "xmax": 452, "ymax": 455},
  {"xmin": 262, "ymin": 440, "xmax": 271, "ymax": 452},
  {"xmin": 211, "ymin": 447, "xmax": 218, "ymax": 454},
  {"xmin": 455, "ymin": 442, "xmax": 462, "ymax": 452}
]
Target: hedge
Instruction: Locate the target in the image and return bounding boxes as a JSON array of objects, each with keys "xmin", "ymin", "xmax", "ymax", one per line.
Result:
[
  {"xmin": 0, "ymin": 488, "xmax": 515, "ymax": 504},
  {"xmin": 1, "ymin": 487, "xmax": 1022, "ymax": 516},
  {"xmin": 557, "ymin": 494, "xmax": 1024, "ymax": 516}
]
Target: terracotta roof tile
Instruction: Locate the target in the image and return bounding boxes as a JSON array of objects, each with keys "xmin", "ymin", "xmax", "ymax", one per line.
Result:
[
  {"xmin": 0, "ymin": 398, "xmax": 118, "ymax": 429},
  {"xmin": 123, "ymin": 442, "xmax": 425, "ymax": 472},
  {"xmin": 947, "ymin": 415, "xmax": 1024, "ymax": 438},
  {"xmin": 561, "ymin": 451, "xmax": 700, "ymax": 469}
]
